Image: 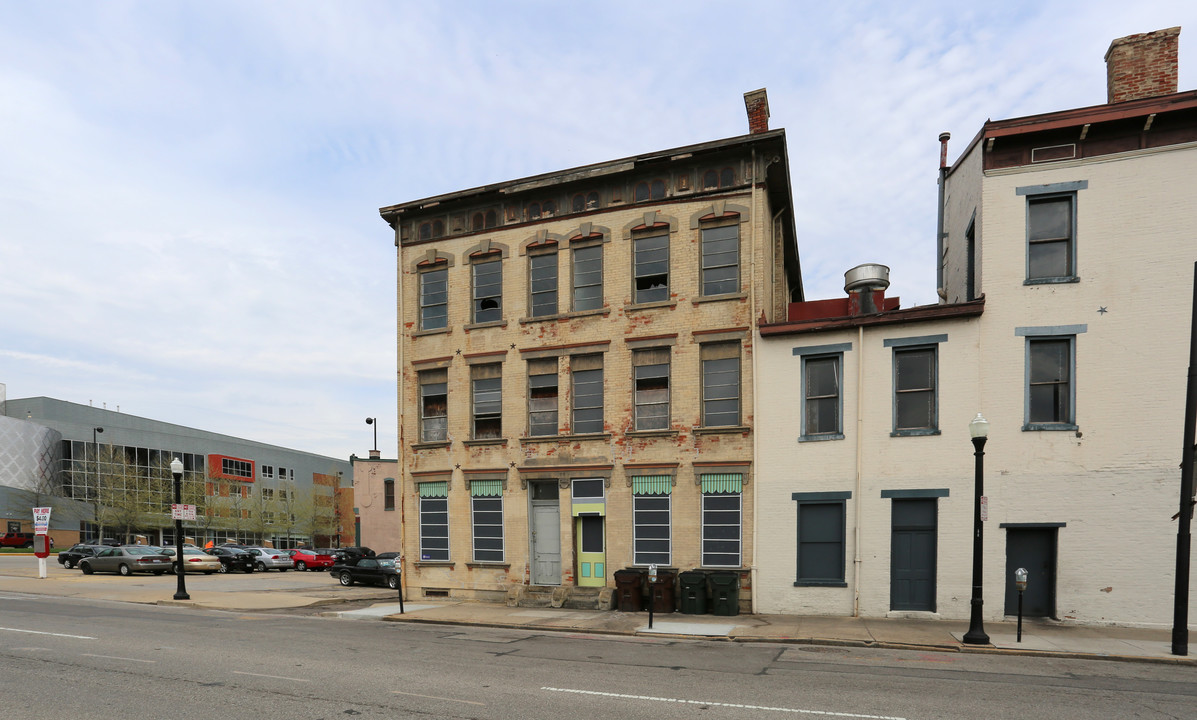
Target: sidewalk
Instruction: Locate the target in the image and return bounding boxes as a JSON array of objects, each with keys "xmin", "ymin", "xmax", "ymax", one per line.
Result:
[
  {"xmin": 326, "ymin": 598, "xmax": 1192, "ymax": 665},
  {"xmin": 1, "ymin": 563, "xmax": 1190, "ymax": 665}
]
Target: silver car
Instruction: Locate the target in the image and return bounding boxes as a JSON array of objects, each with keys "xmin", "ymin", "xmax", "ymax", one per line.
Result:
[
  {"xmin": 78, "ymin": 546, "xmax": 173, "ymax": 576},
  {"xmin": 245, "ymin": 547, "xmax": 293, "ymax": 572}
]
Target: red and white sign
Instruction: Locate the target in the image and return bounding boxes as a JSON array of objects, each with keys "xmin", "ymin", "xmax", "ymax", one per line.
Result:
[
  {"xmin": 980, "ymin": 496, "xmax": 989, "ymax": 522},
  {"xmin": 32, "ymin": 507, "xmax": 51, "ymax": 534},
  {"xmin": 171, "ymin": 504, "xmax": 197, "ymax": 521}
]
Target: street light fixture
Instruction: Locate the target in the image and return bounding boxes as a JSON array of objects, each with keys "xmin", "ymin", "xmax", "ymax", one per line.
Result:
[
  {"xmin": 170, "ymin": 457, "xmax": 189, "ymax": 601},
  {"xmin": 963, "ymin": 413, "xmax": 990, "ymax": 645},
  {"xmin": 365, "ymin": 417, "xmax": 377, "ymax": 452}
]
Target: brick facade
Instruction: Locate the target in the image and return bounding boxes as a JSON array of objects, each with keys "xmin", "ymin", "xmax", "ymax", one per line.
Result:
[{"xmin": 378, "ymin": 108, "xmax": 800, "ymax": 605}]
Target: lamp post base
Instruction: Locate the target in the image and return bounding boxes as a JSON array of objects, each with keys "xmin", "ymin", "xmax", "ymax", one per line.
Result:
[{"xmin": 962, "ymin": 598, "xmax": 989, "ymax": 645}]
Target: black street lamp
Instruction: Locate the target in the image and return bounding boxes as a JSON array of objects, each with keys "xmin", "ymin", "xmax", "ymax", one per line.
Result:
[
  {"xmin": 963, "ymin": 413, "xmax": 990, "ymax": 645},
  {"xmin": 170, "ymin": 457, "xmax": 189, "ymax": 601},
  {"xmin": 365, "ymin": 417, "xmax": 377, "ymax": 452},
  {"xmin": 92, "ymin": 427, "xmax": 103, "ymax": 539}
]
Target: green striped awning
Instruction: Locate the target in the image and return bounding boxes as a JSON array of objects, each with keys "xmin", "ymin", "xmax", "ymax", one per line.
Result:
[
  {"xmin": 470, "ymin": 479, "xmax": 503, "ymax": 497},
  {"xmin": 418, "ymin": 481, "xmax": 448, "ymax": 498},
  {"xmin": 701, "ymin": 473, "xmax": 743, "ymax": 493},
  {"xmin": 632, "ymin": 476, "xmax": 672, "ymax": 496}
]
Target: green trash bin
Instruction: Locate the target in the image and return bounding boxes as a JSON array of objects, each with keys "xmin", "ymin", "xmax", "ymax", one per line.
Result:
[
  {"xmin": 709, "ymin": 571, "xmax": 741, "ymax": 616},
  {"xmin": 678, "ymin": 570, "xmax": 708, "ymax": 615},
  {"xmin": 614, "ymin": 569, "xmax": 645, "ymax": 612}
]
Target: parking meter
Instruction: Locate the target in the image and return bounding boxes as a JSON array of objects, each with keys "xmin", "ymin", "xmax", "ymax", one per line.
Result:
[
  {"xmin": 647, "ymin": 564, "xmax": 658, "ymax": 628},
  {"xmin": 1014, "ymin": 567, "xmax": 1029, "ymax": 642},
  {"xmin": 33, "ymin": 535, "xmax": 50, "ymax": 579}
]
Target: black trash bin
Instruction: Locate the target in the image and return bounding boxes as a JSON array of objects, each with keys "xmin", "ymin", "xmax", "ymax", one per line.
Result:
[
  {"xmin": 678, "ymin": 570, "xmax": 708, "ymax": 615},
  {"xmin": 648, "ymin": 569, "xmax": 677, "ymax": 613},
  {"xmin": 613, "ymin": 569, "xmax": 645, "ymax": 612},
  {"xmin": 709, "ymin": 571, "xmax": 741, "ymax": 616}
]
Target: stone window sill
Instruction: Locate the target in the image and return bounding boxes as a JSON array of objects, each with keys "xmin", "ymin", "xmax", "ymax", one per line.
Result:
[
  {"xmin": 412, "ymin": 327, "xmax": 451, "ymax": 338},
  {"xmin": 463, "ymin": 437, "xmax": 509, "ymax": 447},
  {"xmin": 464, "ymin": 320, "xmax": 507, "ymax": 331},
  {"xmin": 692, "ymin": 292, "xmax": 747, "ymax": 305},
  {"xmin": 694, "ymin": 425, "xmax": 750, "ymax": 435},
  {"xmin": 625, "ymin": 429, "xmax": 680, "ymax": 438}
]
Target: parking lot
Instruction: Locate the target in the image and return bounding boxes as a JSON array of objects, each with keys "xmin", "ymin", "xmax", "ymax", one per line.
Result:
[{"xmin": 0, "ymin": 554, "xmax": 398, "ymax": 610}]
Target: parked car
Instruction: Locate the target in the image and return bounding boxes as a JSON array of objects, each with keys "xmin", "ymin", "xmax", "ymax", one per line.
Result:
[
  {"xmin": 332, "ymin": 546, "xmax": 375, "ymax": 563},
  {"xmin": 245, "ymin": 547, "xmax": 293, "ymax": 572},
  {"xmin": 329, "ymin": 556, "xmax": 400, "ymax": 589},
  {"xmin": 85, "ymin": 538, "xmax": 122, "ymax": 547},
  {"xmin": 78, "ymin": 546, "xmax": 173, "ymax": 576},
  {"xmin": 57, "ymin": 544, "xmax": 101, "ymax": 569},
  {"xmin": 206, "ymin": 546, "xmax": 255, "ymax": 573},
  {"xmin": 175, "ymin": 547, "xmax": 222, "ymax": 574},
  {"xmin": 374, "ymin": 551, "xmax": 400, "ymax": 560},
  {"xmin": 288, "ymin": 548, "xmax": 334, "ymax": 572},
  {"xmin": 0, "ymin": 532, "xmax": 47, "ymax": 548}
]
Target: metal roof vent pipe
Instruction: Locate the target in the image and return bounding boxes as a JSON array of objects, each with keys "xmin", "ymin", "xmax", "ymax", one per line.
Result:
[{"xmin": 844, "ymin": 263, "xmax": 890, "ymax": 315}]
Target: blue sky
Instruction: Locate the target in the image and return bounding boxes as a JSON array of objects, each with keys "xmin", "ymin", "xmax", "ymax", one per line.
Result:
[{"xmin": 1, "ymin": 1, "xmax": 1193, "ymax": 459}]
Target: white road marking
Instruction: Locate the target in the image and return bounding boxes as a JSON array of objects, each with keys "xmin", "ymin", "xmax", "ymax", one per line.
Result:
[
  {"xmin": 232, "ymin": 670, "xmax": 311, "ymax": 682},
  {"xmin": 393, "ymin": 690, "xmax": 486, "ymax": 706},
  {"xmin": 81, "ymin": 653, "xmax": 155, "ymax": 664},
  {"xmin": 541, "ymin": 687, "xmax": 907, "ymax": 719},
  {"xmin": 0, "ymin": 626, "xmax": 95, "ymax": 640}
]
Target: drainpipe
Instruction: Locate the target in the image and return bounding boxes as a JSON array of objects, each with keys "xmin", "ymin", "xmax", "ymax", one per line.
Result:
[
  {"xmin": 936, "ymin": 132, "xmax": 950, "ymax": 300},
  {"xmin": 853, "ymin": 324, "xmax": 864, "ymax": 616},
  {"xmin": 750, "ymin": 147, "xmax": 759, "ymax": 615},
  {"xmin": 394, "ymin": 219, "xmax": 408, "ymax": 600}
]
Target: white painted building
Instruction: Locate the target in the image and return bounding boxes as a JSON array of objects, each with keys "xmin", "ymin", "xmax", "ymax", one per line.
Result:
[{"xmin": 753, "ymin": 28, "xmax": 1197, "ymax": 627}]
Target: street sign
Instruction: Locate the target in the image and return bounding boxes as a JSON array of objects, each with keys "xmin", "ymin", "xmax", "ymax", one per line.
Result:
[
  {"xmin": 980, "ymin": 496, "xmax": 989, "ymax": 522},
  {"xmin": 32, "ymin": 507, "xmax": 51, "ymax": 534},
  {"xmin": 171, "ymin": 504, "xmax": 197, "ymax": 521}
]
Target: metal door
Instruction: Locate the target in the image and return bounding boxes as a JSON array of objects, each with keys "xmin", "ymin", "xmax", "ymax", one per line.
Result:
[
  {"xmin": 1005, "ymin": 527, "xmax": 1056, "ymax": 617},
  {"xmin": 531, "ymin": 500, "xmax": 561, "ymax": 586},
  {"xmin": 890, "ymin": 498, "xmax": 937, "ymax": 611}
]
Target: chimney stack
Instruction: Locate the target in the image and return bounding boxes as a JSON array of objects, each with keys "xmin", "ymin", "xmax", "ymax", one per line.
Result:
[
  {"xmin": 1105, "ymin": 27, "xmax": 1181, "ymax": 103},
  {"xmin": 744, "ymin": 88, "xmax": 770, "ymax": 134}
]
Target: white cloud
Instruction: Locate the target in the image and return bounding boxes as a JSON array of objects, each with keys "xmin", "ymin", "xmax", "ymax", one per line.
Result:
[{"xmin": 1, "ymin": 0, "xmax": 1194, "ymax": 457}]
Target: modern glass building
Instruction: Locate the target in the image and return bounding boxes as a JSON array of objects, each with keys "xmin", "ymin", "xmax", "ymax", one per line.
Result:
[{"xmin": 1, "ymin": 394, "xmax": 353, "ymax": 548}]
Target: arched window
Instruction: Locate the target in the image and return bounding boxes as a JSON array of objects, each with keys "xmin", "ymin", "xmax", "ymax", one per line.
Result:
[
  {"xmin": 432, "ymin": 219, "xmax": 445, "ymax": 237},
  {"xmin": 586, "ymin": 192, "xmax": 599, "ymax": 210},
  {"xmin": 542, "ymin": 199, "xmax": 557, "ymax": 216},
  {"xmin": 484, "ymin": 210, "xmax": 497, "ymax": 228},
  {"xmin": 472, "ymin": 213, "xmax": 484, "ymax": 231},
  {"xmin": 634, "ymin": 182, "xmax": 650, "ymax": 202},
  {"xmin": 419, "ymin": 223, "xmax": 432, "ymax": 241},
  {"xmin": 650, "ymin": 179, "xmax": 665, "ymax": 200},
  {"xmin": 572, "ymin": 194, "xmax": 586, "ymax": 213},
  {"xmin": 703, "ymin": 170, "xmax": 719, "ymax": 190},
  {"xmin": 528, "ymin": 203, "xmax": 541, "ymax": 220}
]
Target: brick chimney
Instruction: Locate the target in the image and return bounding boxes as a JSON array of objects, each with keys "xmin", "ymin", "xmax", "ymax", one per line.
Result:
[
  {"xmin": 1104, "ymin": 27, "xmax": 1181, "ymax": 103},
  {"xmin": 743, "ymin": 88, "xmax": 770, "ymax": 134}
]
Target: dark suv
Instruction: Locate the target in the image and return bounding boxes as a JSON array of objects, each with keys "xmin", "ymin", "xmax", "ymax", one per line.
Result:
[
  {"xmin": 206, "ymin": 546, "xmax": 255, "ymax": 573},
  {"xmin": 58, "ymin": 544, "xmax": 101, "ymax": 568}
]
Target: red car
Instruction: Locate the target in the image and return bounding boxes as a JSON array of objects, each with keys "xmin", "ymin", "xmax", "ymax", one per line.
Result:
[{"xmin": 288, "ymin": 548, "xmax": 334, "ymax": 571}]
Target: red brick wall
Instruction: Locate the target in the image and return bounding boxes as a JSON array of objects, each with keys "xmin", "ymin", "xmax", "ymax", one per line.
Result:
[{"xmin": 1105, "ymin": 27, "xmax": 1180, "ymax": 104}]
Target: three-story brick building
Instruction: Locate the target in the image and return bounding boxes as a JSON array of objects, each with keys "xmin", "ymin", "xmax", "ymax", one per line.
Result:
[{"xmin": 377, "ymin": 90, "xmax": 801, "ymax": 607}]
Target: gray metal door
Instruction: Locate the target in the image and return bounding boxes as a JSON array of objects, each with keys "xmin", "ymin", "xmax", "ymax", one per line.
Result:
[
  {"xmin": 890, "ymin": 498, "xmax": 937, "ymax": 611},
  {"xmin": 1005, "ymin": 527, "xmax": 1056, "ymax": 617},
  {"xmin": 531, "ymin": 501, "xmax": 561, "ymax": 586}
]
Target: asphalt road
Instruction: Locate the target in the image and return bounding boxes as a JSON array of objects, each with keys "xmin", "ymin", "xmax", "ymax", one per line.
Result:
[{"xmin": 1, "ymin": 592, "xmax": 1195, "ymax": 720}]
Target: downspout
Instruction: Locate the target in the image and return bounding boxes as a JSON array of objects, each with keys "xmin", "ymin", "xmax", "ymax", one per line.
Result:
[
  {"xmin": 936, "ymin": 132, "xmax": 950, "ymax": 300},
  {"xmin": 853, "ymin": 324, "xmax": 864, "ymax": 616},
  {"xmin": 750, "ymin": 147, "xmax": 760, "ymax": 615},
  {"xmin": 394, "ymin": 219, "xmax": 408, "ymax": 601}
]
